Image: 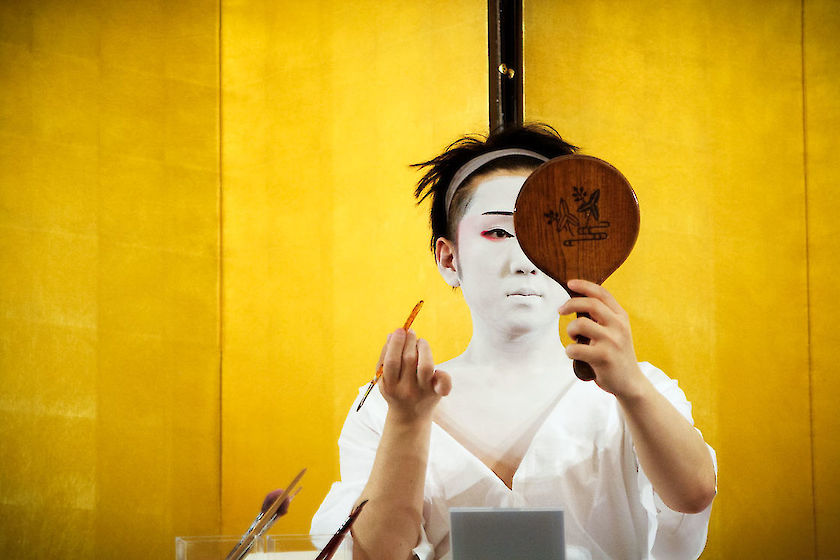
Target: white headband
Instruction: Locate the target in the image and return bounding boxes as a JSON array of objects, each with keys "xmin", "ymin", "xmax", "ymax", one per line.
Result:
[{"xmin": 443, "ymin": 148, "xmax": 549, "ymax": 216}]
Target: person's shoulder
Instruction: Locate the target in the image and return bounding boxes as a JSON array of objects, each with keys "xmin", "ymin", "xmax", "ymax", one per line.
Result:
[
  {"xmin": 638, "ymin": 361, "xmax": 696, "ymax": 422},
  {"xmin": 638, "ymin": 362, "xmax": 687, "ymax": 401},
  {"xmin": 638, "ymin": 361, "xmax": 673, "ymax": 385}
]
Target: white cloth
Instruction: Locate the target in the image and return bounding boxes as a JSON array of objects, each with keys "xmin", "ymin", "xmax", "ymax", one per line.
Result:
[{"xmin": 311, "ymin": 362, "xmax": 716, "ymax": 560}]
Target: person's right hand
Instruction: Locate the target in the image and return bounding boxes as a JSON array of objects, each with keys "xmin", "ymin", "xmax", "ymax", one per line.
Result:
[{"xmin": 376, "ymin": 328, "xmax": 451, "ymax": 423}]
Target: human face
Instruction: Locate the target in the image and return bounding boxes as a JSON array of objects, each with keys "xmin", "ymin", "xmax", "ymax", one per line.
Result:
[{"xmin": 453, "ymin": 173, "xmax": 570, "ymax": 336}]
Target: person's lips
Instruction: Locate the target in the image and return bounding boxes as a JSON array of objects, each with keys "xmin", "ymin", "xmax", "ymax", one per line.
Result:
[{"xmin": 507, "ymin": 288, "xmax": 542, "ymax": 297}]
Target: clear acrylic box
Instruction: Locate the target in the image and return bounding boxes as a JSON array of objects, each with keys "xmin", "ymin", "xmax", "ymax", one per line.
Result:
[
  {"xmin": 261, "ymin": 534, "xmax": 351, "ymax": 559},
  {"xmin": 175, "ymin": 536, "xmax": 265, "ymax": 560},
  {"xmin": 175, "ymin": 534, "xmax": 350, "ymax": 560}
]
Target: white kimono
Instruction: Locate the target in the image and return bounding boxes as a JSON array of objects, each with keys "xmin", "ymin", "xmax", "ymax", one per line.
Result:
[{"xmin": 311, "ymin": 362, "xmax": 716, "ymax": 559}]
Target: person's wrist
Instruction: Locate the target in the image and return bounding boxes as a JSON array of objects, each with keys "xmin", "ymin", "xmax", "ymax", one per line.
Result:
[
  {"xmin": 386, "ymin": 405, "xmax": 434, "ymax": 429},
  {"xmin": 612, "ymin": 364, "xmax": 653, "ymax": 406}
]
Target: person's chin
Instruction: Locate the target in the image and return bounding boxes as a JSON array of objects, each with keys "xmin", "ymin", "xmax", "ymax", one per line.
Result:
[
  {"xmin": 504, "ymin": 320, "xmax": 546, "ymax": 338},
  {"xmin": 502, "ymin": 304, "xmax": 554, "ymax": 331}
]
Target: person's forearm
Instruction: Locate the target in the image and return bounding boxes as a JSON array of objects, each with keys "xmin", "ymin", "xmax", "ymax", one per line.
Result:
[
  {"xmin": 617, "ymin": 375, "xmax": 716, "ymax": 514},
  {"xmin": 350, "ymin": 410, "xmax": 432, "ymax": 560}
]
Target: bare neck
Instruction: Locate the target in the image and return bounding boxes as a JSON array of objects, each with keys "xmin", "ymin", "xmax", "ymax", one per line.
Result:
[{"xmin": 455, "ymin": 317, "xmax": 567, "ymax": 375}]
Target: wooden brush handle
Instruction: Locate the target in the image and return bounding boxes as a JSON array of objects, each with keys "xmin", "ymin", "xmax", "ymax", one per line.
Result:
[{"xmin": 573, "ymin": 311, "xmax": 596, "ymax": 381}]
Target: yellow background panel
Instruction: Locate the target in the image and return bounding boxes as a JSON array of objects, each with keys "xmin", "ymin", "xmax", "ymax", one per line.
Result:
[
  {"xmin": 805, "ymin": 1, "xmax": 840, "ymax": 557},
  {"xmin": 0, "ymin": 0, "xmax": 221, "ymax": 558},
  {"xmin": 525, "ymin": 1, "xmax": 811, "ymax": 557},
  {"xmin": 220, "ymin": 0, "xmax": 487, "ymax": 535},
  {"xmin": 1, "ymin": 1, "xmax": 839, "ymax": 558}
]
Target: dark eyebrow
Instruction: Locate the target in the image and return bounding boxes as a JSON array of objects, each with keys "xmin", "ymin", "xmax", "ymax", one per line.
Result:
[{"xmin": 482, "ymin": 211, "xmax": 513, "ymax": 216}]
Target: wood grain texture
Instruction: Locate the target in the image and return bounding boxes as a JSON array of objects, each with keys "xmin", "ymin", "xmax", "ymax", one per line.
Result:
[
  {"xmin": 514, "ymin": 155, "xmax": 639, "ymax": 380},
  {"xmin": 514, "ymin": 155, "xmax": 640, "ymax": 287}
]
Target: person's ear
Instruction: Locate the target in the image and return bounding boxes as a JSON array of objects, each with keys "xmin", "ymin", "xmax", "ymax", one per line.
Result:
[{"xmin": 435, "ymin": 237, "xmax": 460, "ymax": 287}]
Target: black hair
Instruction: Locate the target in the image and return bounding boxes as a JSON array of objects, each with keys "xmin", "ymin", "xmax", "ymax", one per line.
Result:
[{"xmin": 412, "ymin": 123, "xmax": 578, "ymax": 254}]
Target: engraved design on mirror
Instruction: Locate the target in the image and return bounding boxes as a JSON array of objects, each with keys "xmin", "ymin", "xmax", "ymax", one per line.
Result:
[{"xmin": 543, "ymin": 186, "xmax": 611, "ymax": 246}]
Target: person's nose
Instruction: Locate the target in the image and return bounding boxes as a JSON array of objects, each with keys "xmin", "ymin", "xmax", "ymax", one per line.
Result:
[{"xmin": 509, "ymin": 240, "xmax": 538, "ymax": 275}]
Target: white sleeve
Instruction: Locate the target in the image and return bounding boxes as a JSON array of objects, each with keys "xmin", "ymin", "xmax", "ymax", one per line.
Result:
[
  {"xmin": 310, "ymin": 387, "xmax": 435, "ymax": 560},
  {"xmin": 311, "ymin": 388, "xmax": 382, "ymax": 537},
  {"xmin": 635, "ymin": 362, "xmax": 718, "ymax": 560}
]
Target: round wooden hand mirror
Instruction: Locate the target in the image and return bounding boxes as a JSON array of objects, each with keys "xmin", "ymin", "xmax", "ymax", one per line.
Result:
[{"xmin": 514, "ymin": 155, "xmax": 640, "ymax": 381}]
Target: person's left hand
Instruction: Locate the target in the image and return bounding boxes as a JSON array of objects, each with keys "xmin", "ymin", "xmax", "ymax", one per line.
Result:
[{"xmin": 559, "ymin": 279, "xmax": 645, "ymax": 397}]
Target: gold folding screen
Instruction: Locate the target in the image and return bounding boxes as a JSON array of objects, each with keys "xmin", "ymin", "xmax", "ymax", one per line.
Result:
[
  {"xmin": 219, "ymin": 0, "xmax": 487, "ymax": 537},
  {"xmin": 525, "ymin": 1, "xmax": 812, "ymax": 557},
  {"xmin": 804, "ymin": 0, "xmax": 840, "ymax": 553},
  {"xmin": 0, "ymin": 1, "xmax": 221, "ymax": 558},
  {"xmin": 1, "ymin": 1, "xmax": 838, "ymax": 558}
]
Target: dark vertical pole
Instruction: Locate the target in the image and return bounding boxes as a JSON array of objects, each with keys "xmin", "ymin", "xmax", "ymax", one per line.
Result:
[{"xmin": 488, "ymin": 0, "xmax": 523, "ymax": 132}]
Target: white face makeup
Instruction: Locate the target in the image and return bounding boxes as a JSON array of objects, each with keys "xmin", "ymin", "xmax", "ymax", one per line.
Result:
[{"xmin": 452, "ymin": 174, "xmax": 570, "ymax": 337}]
